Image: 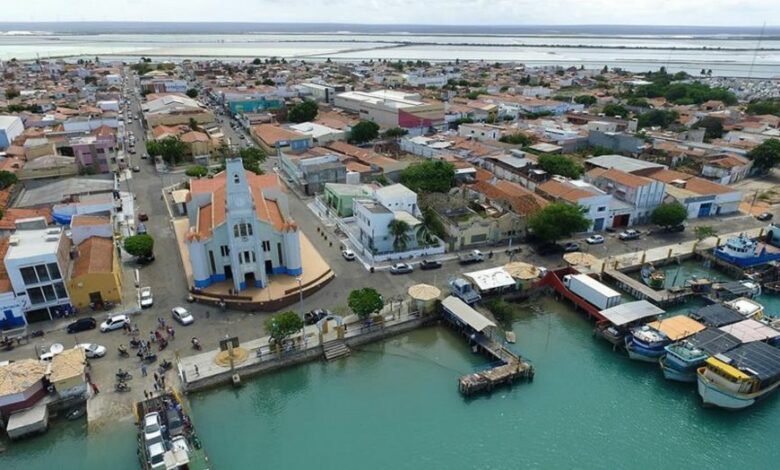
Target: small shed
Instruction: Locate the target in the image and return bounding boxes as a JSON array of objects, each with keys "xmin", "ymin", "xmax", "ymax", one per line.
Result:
[
  {"xmin": 441, "ymin": 296, "xmax": 496, "ymax": 336},
  {"xmin": 48, "ymin": 347, "xmax": 87, "ymax": 399},
  {"xmin": 171, "ymin": 189, "xmax": 190, "ymax": 216},
  {"xmin": 408, "ymin": 284, "xmax": 441, "ymax": 315},
  {"xmin": 6, "ymin": 401, "xmax": 49, "ymax": 440},
  {"xmin": 463, "ymin": 267, "xmax": 516, "ymax": 294}
]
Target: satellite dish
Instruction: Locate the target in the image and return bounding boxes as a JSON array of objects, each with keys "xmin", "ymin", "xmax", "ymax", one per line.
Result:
[{"xmin": 50, "ymin": 343, "xmax": 64, "ymax": 355}]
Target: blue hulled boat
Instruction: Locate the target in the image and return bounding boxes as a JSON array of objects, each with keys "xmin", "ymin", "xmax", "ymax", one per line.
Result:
[
  {"xmin": 625, "ymin": 315, "xmax": 706, "ymax": 362},
  {"xmin": 713, "ymin": 233, "xmax": 780, "ymax": 268},
  {"xmin": 660, "ymin": 328, "xmax": 742, "ymax": 382}
]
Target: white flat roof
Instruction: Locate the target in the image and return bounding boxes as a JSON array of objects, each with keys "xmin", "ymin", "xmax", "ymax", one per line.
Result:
[
  {"xmin": 442, "ymin": 296, "xmax": 496, "ymax": 332},
  {"xmin": 6, "ymin": 228, "xmax": 62, "ymax": 260},
  {"xmin": 719, "ymin": 319, "xmax": 780, "ymax": 343},
  {"xmin": 463, "ymin": 267, "xmax": 516, "ymax": 292}
]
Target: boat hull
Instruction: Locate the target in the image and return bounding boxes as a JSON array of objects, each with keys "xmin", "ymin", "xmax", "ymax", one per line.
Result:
[
  {"xmin": 713, "ymin": 249, "xmax": 780, "ymax": 268},
  {"xmin": 697, "ymin": 372, "xmax": 780, "ymax": 409},
  {"xmin": 625, "ymin": 336, "xmax": 667, "ymax": 362},
  {"xmin": 659, "ymin": 356, "xmax": 697, "ymax": 383}
]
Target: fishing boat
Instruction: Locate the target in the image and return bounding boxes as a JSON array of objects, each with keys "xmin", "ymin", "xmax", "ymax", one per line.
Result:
[
  {"xmin": 724, "ymin": 297, "xmax": 764, "ymax": 320},
  {"xmin": 594, "ymin": 300, "xmax": 664, "ymax": 347},
  {"xmin": 713, "ymin": 233, "xmax": 780, "ymax": 268},
  {"xmin": 640, "ymin": 263, "xmax": 665, "ymax": 290},
  {"xmin": 709, "ymin": 280, "xmax": 762, "ymax": 302},
  {"xmin": 697, "ymin": 341, "xmax": 780, "ymax": 409},
  {"xmin": 660, "ymin": 328, "xmax": 741, "ymax": 382},
  {"xmin": 689, "ymin": 304, "xmax": 745, "ymax": 328},
  {"xmin": 135, "ymin": 390, "xmax": 211, "ymax": 470},
  {"xmin": 625, "ymin": 315, "xmax": 706, "ymax": 362}
]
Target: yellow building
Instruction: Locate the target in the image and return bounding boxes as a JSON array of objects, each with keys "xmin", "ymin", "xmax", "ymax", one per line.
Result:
[{"xmin": 67, "ymin": 237, "xmax": 122, "ymax": 309}]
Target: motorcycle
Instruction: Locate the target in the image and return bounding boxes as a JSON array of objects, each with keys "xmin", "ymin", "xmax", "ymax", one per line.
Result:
[
  {"xmin": 129, "ymin": 338, "xmax": 141, "ymax": 349},
  {"xmin": 158, "ymin": 359, "xmax": 173, "ymax": 372},
  {"xmin": 115, "ymin": 370, "xmax": 132, "ymax": 381},
  {"xmin": 191, "ymin": 338, "xmax": 202, "ymax": 351},
  {"xmin": 118, "ymin": 346, "xmax": 129, "ymax": 357},
  {"xmin": 158, "ymin": 338, "xmax": 168, "ymax": 351},
  {"xmin": 31, "ymin": 330, "xmax": 44, "ymax": 338},
  {"xmin": 115, "ymin": 382, "xmax": 131, "ymax": 392},
  {"xmin": 142, "ymin": 353, "xmax": 158, "ymax": 364}
]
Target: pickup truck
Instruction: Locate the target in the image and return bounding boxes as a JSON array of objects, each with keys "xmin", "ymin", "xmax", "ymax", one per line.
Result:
[{"xmin": 458, "ymin": 249, "xmax": 485, "ymax": 265}]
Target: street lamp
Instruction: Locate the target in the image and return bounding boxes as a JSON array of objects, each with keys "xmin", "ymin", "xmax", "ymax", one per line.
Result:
[{"xmin": 296, "ymin": 277, "xmax": 306, "ymax": 348}]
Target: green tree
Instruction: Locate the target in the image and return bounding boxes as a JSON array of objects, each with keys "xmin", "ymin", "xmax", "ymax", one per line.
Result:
[
  {"xmin": 574, "ymin": 95, "xmax": 597, "ymax": 106},
  {"xmin": 252, "ymin": 58, "xmax": 262, "ymax": 65},
  {"xmin": 349, "ymin": 121, "xmax": 380, "ymax": 144},
  {"xmin": 261, "ymin": 78, "xmax": 275, "ymax": 86},
  {"xmin": 4, "ymin": 87, "xmax": 19, "ymax": 100},
  {"xmin": 626, "ymin": 97, "xmax": 650, "ymax": 108},
  {"xmin": 746, "ymin": 100, "xmax": 780, "ymax": 117},
  {"xmin": 0, "ymin": 171, "xmax": 18, "ymax": 190},
  {"xmin": 748, "ymin": 139, "xmax": 780, "ymax": 174},
  {"xmin": 145, "ymin": 137, "xmax": 186, "ymax": 166},
  {"xmin": 399, "ymin": 160, "xmax": 455, "ymax": 193},
  {"xmin": 348, "ymin": 288, "xmax": 384, "ymax": 320},
  {"xmin": 420, "ymin": 206, "xmax": 446, "ymax": 241},
  {"xmin": 185, "ymin": 88, "xmax": 198, "ymax": 98},
  {"xmin": 124, "ymin": 234, "xmax": 154, "ymax": 258},
  {"xmin": 383, "ymin": 127, "xmax": 408, "ymax": 139},
  {"xmin": 694, "ymin": 225, "xmax": 717, "ymax": 240},
  {"xmin": 264, "ymin": 311, "xmax": 304, "ymax": 346},
  {"xmin": 637, "ymin": 109, "xmax": 679, "ymax": 129},
  {"xmin": 188, "ymin": 117, "xmax": 199, "ymax": 131},
  {"xmin": 538, "ymin": 154, "xmax": 584, "ymax": 179},
  {"xmin": 287, "ymin": 100, "xmax": 319, "ymax": 123},
  {"xmin": 693, "ymin": 116, "xmax": 724, "ymax": 141},
  {"xmin": 185, "ymin": 165, "xmax": 208, "ymax": 178},
  {"xmin": 387, "ymin": 219, "xmax": 411, "ymax": 251},
  {"xmin": 216, "ymin": 145, "xmax": 267, "ymax": 174},
  {"xmin": 499, "ymin": 133, "xmax": 533, "ymax": 146},
  {"xmin": 602, "ymin": 103, "xmax": 629, "ymax": 118},
  {"xmin": 651, "ymin": 202, "xmax": 688, "ymax": 228},
  {"xmin": 527, "ymin": 203, "xmax": 591, "ymax": 242}
]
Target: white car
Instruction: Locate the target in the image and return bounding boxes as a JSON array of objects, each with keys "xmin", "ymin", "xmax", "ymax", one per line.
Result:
[
  {"xmin": 171, "ymin": 306, "xmax": 194, "ymax": 325},
  {"xmin": 100, "ymin": 314, "xmax": 130, "ymax": 332},
  {"xmin": 140, "ymin": 287, "xmax": 153, "ymax": 308},
  {"xmin": 171, "ymin": 435, "xmax": 190, "ymax": 454},
  {"xmin": 342, "ymin": 249, "xmax": 356, "ymax": 261},
  {"xmin": 143, "ymin": 412, "xmax": 163, "ymax": 443},
  {"xmin": 586, "ymin": 235, "xmax": 605, "ymax": 245},
  {"xmin": 76, "ymin": 343, "xmax": 107, "ymax": 358}
]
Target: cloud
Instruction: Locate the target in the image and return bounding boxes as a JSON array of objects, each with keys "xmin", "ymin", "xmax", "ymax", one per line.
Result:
[{"xmin": 3, "ymin": 0, "xmax": 778, "ymax": 25}]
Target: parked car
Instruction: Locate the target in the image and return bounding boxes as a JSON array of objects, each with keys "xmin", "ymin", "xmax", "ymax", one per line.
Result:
[
  {"xmin": 563, "ymin": 242, "xmax": 580, "ymax": 252},
  {"xmin": 139, "ymin": 287, "xmax": 153, "ymax": 308},
  {"xmin": 419, "ymin": 259, "xmax": 442, "ymax": 270},
  {"xmin": 136, "ymin": 254, "xmax": 155, "ymax": 265},
  {"xmin": 76, "ymin": 343, "xmax": 107, "ymax": 358},
  {"xmin": 166, "ymin": 408, "xmax": 184, "ymax": 436},
  {"xmin": 390, "ymin": 263, "xmax": 414, "ymax": 274},
  {"xmin": 618, "ymin": 229, "xmax": 641, "ymax": 241},
  {"xmin": 757, "ymin": 212, "xmax": 774, "ymax": 221},
  {"xmin": 141, "ymin": 153, "xmax": 149, "ymax": 160},
  {"xmin": 143, "ymin": 412, "xmax": 163, "ymax": 443},
  {"xmin": 67, "ymin": 317, "xmax": 96, "ymax": 333},
  {"xmin": 341, "ymin": 249, "xmax": 356, "ymax": 261},
  {"xmin": 132, "ymin": 165, "xmax": 141, "ymax": 172},
  {"xmin": 171, "ymin": 306, "xmax": 194, "ymax": 325},
  {"xmin": 138, "ymin": 212, "xmax": 149, "ymax": 222},
  {"xmin": 171, "ymin": 435, "xmax": 190, "ymax": 454},
  {"xmin": 586, "ymin": 234, "xmax": 605, "ymax": 245},
  {"xmin": 100, "ymin": 314, "xmax": 130, "ymax": 332},
  {"xmin": 304, "ymin": 308, "xmax": 330, "ymax": 325},
  {"xmin": 663, "ymin": 223, "xmax": 686, "ymax": 233}
]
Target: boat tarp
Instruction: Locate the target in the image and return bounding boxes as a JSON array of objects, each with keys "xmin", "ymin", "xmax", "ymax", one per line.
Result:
[
  {"xmin": 717, "ymin": 341, "xmax": 780, "ymax": 383},
  {"xmin": 599, "ymin": 300, "xmax": 664, "ymax": 326},
  {"xmin": 648, "ymin": 315, "xmax": 705, "ymax": 341},
  {"xmin": 442, "ymin": 296, "xmax": 496, "ymax": 333},
  {"xmin": 690, "ymin": 304, "xmax": 745, "ymax": 327},
  {"xmin": 718, "ymin": 319, "xmax": 780, "ymax": 343},
  {"xmin": 688, "ymin": 328, "xmax": 742, "ymax": 356}
]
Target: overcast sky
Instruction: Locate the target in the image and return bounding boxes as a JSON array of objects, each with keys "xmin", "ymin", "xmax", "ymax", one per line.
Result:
[{"xmin": 3, "ymin": 0, "xmax": 776, "ymax": 26}]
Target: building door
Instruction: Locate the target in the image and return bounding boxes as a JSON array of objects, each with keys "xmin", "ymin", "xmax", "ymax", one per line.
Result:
[
  {"xmin": 265, "ymin": 260, "xmax": 273, "ymax": 274},
  {"xmin": 245, "ymin": 272, "xmax": 256, "ymax": 287},
  {"xmin": 89, "ymin": 292, "xmax": 103, "ymax": 305},
  {"xmin": 593, "ymin": 218, "xmax": 605, "ymax": 231},
  {"xmin": 224, "ymin": 265, "xmax": 233, "ymax": 279},
  {"xmin": 612, "ymin": 214, "xmax": 630, "ymax": 228},
  {"xmin": 698, "ymin": 203, "xmax": 712, "ymax": 218}
]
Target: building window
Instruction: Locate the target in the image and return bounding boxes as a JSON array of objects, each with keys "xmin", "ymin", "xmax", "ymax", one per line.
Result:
[
  {"xmin": 598, "ymin": 206, "xmax": 606, "ymax": 212},
  {"xmin": 262, "ymin": 241, "xmax": 271, "ymax": 252},
  {"xmin": 27, "ymin": 287, "xmax": 45, "ymax": 305},
  {"xmin": 41, "ymin": 284, "xmax": 56, "ymax": 302},
  {"xmin": 53, "ymin": 282, "xmax": 67, "ymax": 299},
  {"xmin": 220, "ymin": 246, "xmax": 230, "ymax": 257},
  {"xmin": 48, "ymin": 263, "xmax": 61, "ymax": 280},
  {"xmin": 35, "ymin": 265, "xmax": 50, "ymax": 282},
  {"xmin": 21, "ymin": 267, "xmax": 38, "ymax": 285}
]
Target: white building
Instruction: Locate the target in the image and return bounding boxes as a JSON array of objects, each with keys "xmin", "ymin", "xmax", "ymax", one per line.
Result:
[
  {"xmin": 374, "ymin": 184, "xmax": 420, "ymax": 217},
  {"xmin": 288, "ymin": 122, "xmax": 347, "ymax": 146},
  {"xmin": 457, "ymin": 123, "xmax": 505, "ymax": 142},
  {"xmin": 4, "ymin": 226, "xmax": 71, "ymax": 323},
  {"xmin": 298, "ymin": 82, "xmax": 353, "ymax": 104},
  {"xmin": 0, "ymin": 116, "xmax": 24, "ymax": 149},
  {"xmin": 353, "ymin": 184, "xmax": 426, "ymax": 255},
  {"xmin": 333, "ymin": 89, "xmax": 444, "ymax": 130},
  {"xmin": 585, "ymin": 168, "xmax": 666, "ymax": 227},
  {"xmin": 537, "ymin": 177, "xmax": 614, "ymax": 232}
]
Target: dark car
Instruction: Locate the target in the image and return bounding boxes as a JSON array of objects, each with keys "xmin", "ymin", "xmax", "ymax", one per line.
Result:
[
  {"xmin": 534, "ymin": 243, "xmax": 563, "ymax": 256},
  {"xmin": 663, "ymin": 224, "xmax": 686, "ymax": 233},
  {"xmin": 756, "ymin": 212, "xmax": 774, "ymax": 221},
  {"xmin": 138, "ymin": 212, "xmax": 149, "ymax": 222},
  {"xmin": 419, "ymin": 259, "xmax": 442, "ymax": 270},
  {"xmin": 304, "ymin": 309, "xmax": 330, "ymax": 325},
  {"xmin": 136, "ymin": 254, "xmax": 155, "ymax": 265},
  {"xmin": 67, "ymin": 317, "xmax": 97, "ymax": 334}
]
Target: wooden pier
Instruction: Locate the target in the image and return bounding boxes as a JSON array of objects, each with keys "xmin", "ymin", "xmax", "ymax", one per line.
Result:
[{"xmin": 603, "ymin": 269, "xmax": 693, "ymax": 307}]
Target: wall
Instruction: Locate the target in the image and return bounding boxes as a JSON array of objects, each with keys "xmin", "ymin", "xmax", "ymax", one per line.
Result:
[{"xmin": 68, "ymin": 271, "xmax": 122, "ymax": 309}]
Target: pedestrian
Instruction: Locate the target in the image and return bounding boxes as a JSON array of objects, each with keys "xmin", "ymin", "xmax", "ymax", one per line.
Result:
[
  {"xmin": 141, "ymin": 363, "xmax": 147, "ymax": 377},
  {"xmin": 154, "ymin": 372, "xmax": 159, "ymax": 383},
  {"xmin": 194, "ymin": 364, "xmax": 199, "ymax": 376},
  {"xmin": 150, "ymin": 332, "xmax": 156, "ymax": 343},
  {"xmin": 157, "ymin": 317, "xmax": 163, "ymax": 328},
  {"xmin": 170, "ymin": 328, "xmax": 175, "ymax": 339},
  {"xmin": 153, "ymin": 382, "xmax": 159, "ymax": 392},
  {"xmin": 161, "ymin": 375, "xmax": 165, "ymax": 387},
  {"xmin": 155, "ymin": 330, "xmax": 162, "ymax": 342},
  {"xmin": 91, "ymin": 382, "xmax": 100, "ymax": 395},
  {"xmin": 144, "ymin": 390, "xmax": 149, "ymax": 399}
]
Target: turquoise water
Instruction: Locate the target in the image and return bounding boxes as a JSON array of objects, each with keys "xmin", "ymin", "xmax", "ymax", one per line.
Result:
[{"xmin": 3, "ymin": 294, "xmax": 779, "ymax": 468}]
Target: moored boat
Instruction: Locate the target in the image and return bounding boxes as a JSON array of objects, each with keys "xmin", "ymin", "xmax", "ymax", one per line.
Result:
[
  {"xmin": 660, "ymin": 328, "xmax": 741, "ymax": 382},
  {"xmin": 594, "ymin": 300, "xmax": 664, "ymax": 347},
  {"xmin": 640, "ymin": 263, "xmax": 665, "ymax": 290},
  {"xmin": 689, "ymin": 303, "xmax": 745, "ymax": 328},
  {"xmin": 625, "ymin": 315, "xmax": 705, "ymax": 362},
  {"xmin": 723, "ymin": 297, "xmax": 764, "ymax": 320},
  {"xmin": 714, "ymin": 233, "xmax": 780, "ymax": 268},
  {"xmin": 697, "ymin": 341, "xmax": 780, "ymax": 409}
]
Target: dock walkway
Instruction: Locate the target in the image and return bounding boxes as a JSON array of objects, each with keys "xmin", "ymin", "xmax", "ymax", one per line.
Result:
[
  {"xmin": 603, "ymin": 269, "xmax": 693, "ymax": 306},
  {"xmin": 457, "ymin": 334, "xmax": 535, "ymax": 396}
]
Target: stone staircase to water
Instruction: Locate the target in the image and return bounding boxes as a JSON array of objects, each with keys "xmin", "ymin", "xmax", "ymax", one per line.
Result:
[{"xmin": 323, "ymin": 340, "xmax": 350, "ymax": 361}]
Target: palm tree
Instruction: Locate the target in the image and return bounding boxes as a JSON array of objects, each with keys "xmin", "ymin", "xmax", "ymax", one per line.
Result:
[
  {"xmin": 418, "ymin": 207, "xmax": 438, "ymax": 244},
  {"xmin": 387, "ymin": 219, "xmax": 411, "ymax": 252}
]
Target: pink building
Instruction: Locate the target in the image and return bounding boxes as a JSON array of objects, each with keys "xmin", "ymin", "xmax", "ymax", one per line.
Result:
[{"xmin": 70, "ymin": 128, "xmax": 122, "ymax": 173}]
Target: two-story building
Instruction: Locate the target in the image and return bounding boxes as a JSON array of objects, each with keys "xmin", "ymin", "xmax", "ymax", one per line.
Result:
[
  {"xmin": 185, "ymin": 158, "xmax": 302, "ymax": 293},
  {"xmin": 537, "ymin": 177, "xmax": 613, "ymax": 232},
  {"xmin": 251, "ymin": 124, "xmax": 312, "ymax": 154},
  {"xmin": 585, "ymin": 167, "xmax": 666, "ymax": 227}
]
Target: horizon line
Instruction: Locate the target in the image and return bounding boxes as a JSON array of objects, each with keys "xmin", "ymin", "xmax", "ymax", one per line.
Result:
[{"xmin": 0, "ymin": 21, "xmax": 777, "ymax": 28}]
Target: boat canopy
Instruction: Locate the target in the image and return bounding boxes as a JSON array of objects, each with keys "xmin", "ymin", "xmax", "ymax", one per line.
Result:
[
  {"xmin": 713, "ymin": 341, "xmax": 780, "ymax": 384},
  {"xmin": 718, "ymin": 319, "xmax": 780, "ymax": 343},
  {"xmin": 690, "ymin": 304, "xmax": 744, "ymax": 327},
  {"xmin": 599, "ymin": 300, "xmax": 664, "ymax": 326},
  {"xmin": 705, "ymin": 356, "xmax": 753, "ymax": 381},
  {"xmin": 648, "ymin": 315, "xmax": 705, "ymax": 341},
  {"xmin": 686, "ymin": 328, "xmax": 742, "ymax": 356},
  {"xmin": 442, "ymin": 296, "xmax": 496, "ymax": 333}
]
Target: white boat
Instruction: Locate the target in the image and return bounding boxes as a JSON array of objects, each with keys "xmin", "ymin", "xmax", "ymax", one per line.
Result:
[
  {"xmin": 697, "ymin": 342, "xmax": 780, "ymax": 409},
  {"xmin": 724, "ymin": 297, "xmax": 764, "ymax": 320}
]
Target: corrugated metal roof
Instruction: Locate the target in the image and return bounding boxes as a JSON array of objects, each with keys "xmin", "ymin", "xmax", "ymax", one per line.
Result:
[
  {"xmin": 599, "ymin": 300, "xmax": 664, "ymax": 326},
  {"xmin": 717, "ymin": 341, "xmax": 780, "ymax": 382},
  {"xmin": 687, "ymin": 328, "xmax": 742, "ymax": 356},
  {"xmin": 442, "ymin": 296, "xmax": 496, "ymax": 333},
  {"xmin": 690, "ymin": 304, "xmax": 745, "ymax": 327},
  {"xmin": 719, "ymin": 319, "xmax": 780, "ymax": 343}
]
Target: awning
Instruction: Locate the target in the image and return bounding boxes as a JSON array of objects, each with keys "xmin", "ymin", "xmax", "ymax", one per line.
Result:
[
  {"xmin": 719, "ymin": 319, "xmax": 780, "ymax": 343},
  {"xmin": 599, "ymin": 300, "xmax": 664, "ymax": 326},
  {"xmin": 648, "ymin": 315, "xmax": 705, "ymax": 341},
  {"xmin": 442, "ymin": 296, "xmax": 496, "ymax": 333}
]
